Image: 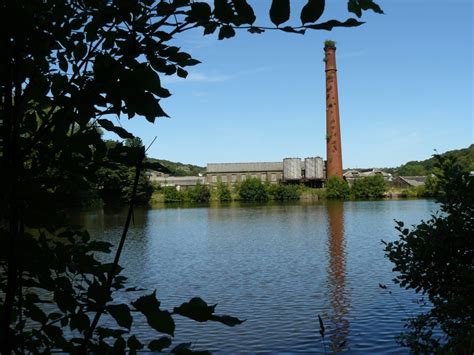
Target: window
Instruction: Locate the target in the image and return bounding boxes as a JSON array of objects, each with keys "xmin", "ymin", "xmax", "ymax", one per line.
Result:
[
  {"xmin": 221, "ymin": 175, "xmax": 227, "ymax": 183},
  {"xmin": 211, "ymin": 175, "xmax": 217, "ymax": 183},
  {"xmin": 271, "ymin": 173, "xmax": 277, "ymax": 182},
  {"xmin": 261, "ymin": 174, "xmax": 266, "ymax": 182},
  {"xmin": 251, "ymin": 174, "xmax": 257, "ymax": 179},
  {"xmin": 231, "ymin": 175, "xmax": 237, "ymax": 183},
  {"xmin": 241, "ymin": 174, "xmax": 247, "ymax": 181}
]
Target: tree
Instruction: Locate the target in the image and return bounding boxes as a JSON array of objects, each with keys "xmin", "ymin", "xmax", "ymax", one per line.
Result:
[
  {"xmin": 1, "ymin": 0, "xmax": 382, "ymax": 352},
  {"xmin": 238, "ymin": 178, "xmax": 268, "ymax": 201},
  {"xmin": 268, "ymin": 184, "xmax": 301, "ymax": 201},
  {"xmin": 217, "ymin": 181, "xmax": 232, "ymax": 201},
  {"xmin": 188, "ymin": 183, "xmax": 211, "ymax": 203},
  {"xmin": 326, "ymin": 176, "xmax": 350, "ymax": 199},
  {"xmin": 384, "ymin": 155, "xmax": 474, "ymax": 353},
  {"xmin": 351, "ymin": 175, "xmax": 387, "ymax": 198}
]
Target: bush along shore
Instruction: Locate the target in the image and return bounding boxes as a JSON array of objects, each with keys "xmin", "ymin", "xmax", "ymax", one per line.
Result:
[{"xmin": 150, "ymin": 175, "xmax": 439, "ymax": 205}]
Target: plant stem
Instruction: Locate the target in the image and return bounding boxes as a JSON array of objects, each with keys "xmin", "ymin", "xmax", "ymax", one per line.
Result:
[{"xmin": 80, "ymin": 148, "xmax": 145, "ymax": 352}]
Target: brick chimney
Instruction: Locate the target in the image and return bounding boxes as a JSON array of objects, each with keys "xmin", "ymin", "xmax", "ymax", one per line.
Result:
[{"xmin": 324, "ymin": 41, "xmax": 343, "ymax": 179}]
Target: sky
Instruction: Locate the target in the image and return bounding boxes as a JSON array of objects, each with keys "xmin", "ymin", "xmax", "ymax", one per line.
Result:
[{"xmin": 108, "ymin": 0, "xmax": 473, "ymax": 168}]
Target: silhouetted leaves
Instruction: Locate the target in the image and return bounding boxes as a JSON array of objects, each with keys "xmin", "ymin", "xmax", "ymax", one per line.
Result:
[
  {"xmin": 97, "ymin": 119, "xmax": 134, "ymax": 140},
  {"xmin": 148, "ymin": 337, "xmax": 172, "ymax": 351},
  {"xmin": 218, "ymin": 25, "xmax": 236, "ymax": 40},
  {"xmin": 173, "ymin": 297, "xmax": 217, "ymax": 322},
  {"xmin": 107, "ymin": 304, "xmax": 133, "ymax": 329},
  {"xmin": 174, "ymin": 297, "xmax": 244, "ymax": 326},
  {"xmin": 209, "ymin": 314, "xmax": 245, "ymax": 327},
  {"xmin": 233, "ymin": 0, "xmax": 256, "ymax": 25},
  {"xmin": 132, "ymin": 291, "xmax": 175, "ymax": 336},
  {"xmin": 300, "ymin": 0, "xmax": 325, "ymax": 24},
  {"xmin": 269, "ymin": 0, "xmax": 290, "ymax": 26},
  {"xmin": 1, "ymin": 0, "xmax": 382, "ymax": 352},
  {"xmin": 214, "ymin": 0, "xmax": 234, "ymax": 23},
  {"xmin": 348, "ymin": 0, "xmax": 383, "ymax": 18},
  {"xmin": 306, "ymin": 18, "xmax": 364, "ymax": 31},
  {"xmin": 384, "ymin": 155, "xmax": 474, "ymax": 352}
]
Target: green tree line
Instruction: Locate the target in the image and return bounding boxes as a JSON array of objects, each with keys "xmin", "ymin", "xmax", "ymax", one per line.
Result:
[{"xmin": 386, "ymin": 144, "xmax": 474, "ymax": 176}]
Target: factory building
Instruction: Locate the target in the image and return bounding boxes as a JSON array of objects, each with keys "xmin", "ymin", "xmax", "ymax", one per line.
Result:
[{"xmin": 206, "ymin": 157, "xmax": 325, "ymax": 187}]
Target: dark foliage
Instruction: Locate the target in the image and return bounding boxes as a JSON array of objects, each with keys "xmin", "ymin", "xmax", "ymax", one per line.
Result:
[
  {"xmin": 238, "ymin": 178, "xmax": 268, "ymax": 201},
  {"xmin": 384, "ymin": 155, "xmax": 474, "ymax": 353},
  {"xmin": 1, "ymin": 0, "xmax": 380, "ymax": 352},
  {"xmin": 351, "ymin": 175, "xmax": 387, "ymax": 198},
  {"xmin": 326, "ymin": 176, "xmax": 351, "ymax": 199},
  {"xmin": 268, "ymin": 184, "xmax": 301, "ymax": 200}
]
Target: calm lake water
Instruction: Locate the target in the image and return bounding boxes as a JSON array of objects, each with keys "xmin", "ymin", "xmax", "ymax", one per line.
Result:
[{"xmin": 75, "ymin": 199, "xmax": 437, "ymax": 353}]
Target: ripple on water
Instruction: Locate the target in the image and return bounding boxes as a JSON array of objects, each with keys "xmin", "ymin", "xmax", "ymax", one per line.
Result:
[{"xmin": 76, "ymin": 200, "xmax": 438, "ymax": 353}]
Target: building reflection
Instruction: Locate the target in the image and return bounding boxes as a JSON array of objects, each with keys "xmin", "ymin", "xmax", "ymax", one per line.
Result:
[{"xmin": 326, "ymin": 201, "xmax": 350, "ymax": 352}]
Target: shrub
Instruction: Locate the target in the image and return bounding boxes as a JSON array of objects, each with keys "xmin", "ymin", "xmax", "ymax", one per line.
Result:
[
  {"xmin": 352, "ymin": 175, "xmax": 387, "ymax": 198},
  {"xmin": 326, "ymin": 176, "xmax": 350, "ymax": 199},
  {"xmin": 238, "ymin": 178, "xmax": 268, "ymax": 201},
  {"xmin": 217, "ymin": 182, "xmax": 232, "ymax": 201},
  {"xmin": 162, "ymin": 186, "xmax": 184, "ymax": 202},
  {"xmin": 268, "ymin": 184, "xmax": 301, "ymax": 200},
  {"xmin": 384, "ymin": 155, "xmax": 474, "ymax": 352},
  {"xmin": 187, "ymin": 183, "xmax": 211, "ymax": 203}
]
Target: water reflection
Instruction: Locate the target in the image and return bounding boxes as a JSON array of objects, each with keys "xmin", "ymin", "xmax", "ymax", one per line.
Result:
[{"xmin": 326, "ymin": 201, "xmax": 350, "ymax": 352}]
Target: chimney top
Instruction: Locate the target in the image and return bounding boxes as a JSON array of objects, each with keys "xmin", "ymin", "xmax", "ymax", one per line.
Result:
[{"xmin": 324, "ymin": 40, "xmax": 336, "ymax": 49}]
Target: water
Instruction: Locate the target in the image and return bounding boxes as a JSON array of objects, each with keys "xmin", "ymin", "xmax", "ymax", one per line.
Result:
[{"xmin": 75, "ymin": 199, "xmax": 437, "ymax": 353}]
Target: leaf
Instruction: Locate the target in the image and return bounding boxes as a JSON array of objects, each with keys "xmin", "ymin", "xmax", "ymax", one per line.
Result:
[
  {"xmin": 347, "ymin": 0, "xmax": 362, "ymax": 17},
  {"xmin": 127, "ymin": 335, "xmax": 143, "ymax": 351},
  {"xmin": 214, "ymin": 0, "xmax": 234, "ymax": 23},
  {"xmin": 176, "ymin": 67, "xmax": 188, "ymax": 78},
  {"xmin": 233, "ymin": 0, "xmax": 256, "ymax": 25},
  {"xmin": 248, "ymin": 27, "xmax": 265, "ymax": 34},
  {"xmin": 189, "ymin": 2, "xmax": 212, "ymax": 23},
  {"xmin": 218, "ymin": 25, "xmax": 236, "ymax": 40},
  {"xmin": 209, "ymin": 314, "xmax": 245, "ymax": 327},
  {"xmin": 148, "ymin": 337, "xmax": 172, "ymax": 351},
  {"xmin": 58, "ymin": 53, "xmax": 68, "ymax": 72},
  {"xmin": 73, "ymin": 42, "xmax": 88, "ymax": 60},
  {"xmin": 173, "ymin": 297, "xmax": 216, "ymax": 322},
  {"xmin": 281, "ymin": 26, "xmax": 305, "ymax": 34},
  {"xmin": 348, "ymin": 0, "xmax": 383, "ymax": 18},
  {"xmin": 107, "ymin": 304, "xmax": 133, "ymax": 329},
  {"xmin": 300, "ymin": 0, "xmax": 325, "ymax": 24},
  {"xmin": 26, "ymin": 303, "xmax": 48, "ymax": 324},
  {"xmin": 70, "ymin": 313, "xmax": 90, "ymax": 332},
  {"xmin": 203, "ymin": 22, "xmax": 218, "ymax": 35},
  {"xmin": 269, "ymin": 0, "xmax": 290, "ymax": 27},
  {"xmin": 97, "ymin": 119, "xmax": 135, "ymax": 139},
  {"xmin": 132, "ymin": 291, "xmax": 175, "ymax": 336},
  {"xmin": 306, "ymin": 18, "xmax": 364, "ymax": 31}
]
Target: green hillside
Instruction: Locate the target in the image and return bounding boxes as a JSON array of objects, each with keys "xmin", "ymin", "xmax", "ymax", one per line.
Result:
[
  {"xmin": 389, "ymin": 145, "xmax": 474, "ymax": 176},
  {"xmin": 147, "ymin": 158, "xmax": 205, "ymax": 176}
]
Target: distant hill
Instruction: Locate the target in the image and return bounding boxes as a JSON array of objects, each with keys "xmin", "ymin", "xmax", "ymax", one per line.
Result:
[
  {"xmin": 387, "ymin": 145, "xmax": 474, "ymax": 176},
  {"xmin": 147, "ymin": 158, "xmax": 205, "ymax": 176}
]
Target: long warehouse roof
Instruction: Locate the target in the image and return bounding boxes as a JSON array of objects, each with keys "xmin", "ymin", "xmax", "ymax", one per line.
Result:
[{"xmin": 207, "ymin": 162, "xmax": 283, "ymax": 173}]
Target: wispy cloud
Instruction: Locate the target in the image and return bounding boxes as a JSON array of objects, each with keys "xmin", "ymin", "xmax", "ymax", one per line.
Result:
[
  {"xmin": 162, "ymin": 72, "xmax": 231, "ymax": 84},
  {"xmin": 162, "ymin": 65, "xmax": 276, "ymax": 85}
]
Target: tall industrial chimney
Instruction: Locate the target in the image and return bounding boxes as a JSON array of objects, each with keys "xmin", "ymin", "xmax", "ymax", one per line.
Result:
[{"xmin": 324, "ymin": 40, "xmax": 343, "ymax": 179}]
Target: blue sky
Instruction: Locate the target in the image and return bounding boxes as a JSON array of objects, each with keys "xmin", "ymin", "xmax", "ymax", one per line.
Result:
[{"xmin": 110, "ymin": 0, "xmax": 473, "ymax": 168}]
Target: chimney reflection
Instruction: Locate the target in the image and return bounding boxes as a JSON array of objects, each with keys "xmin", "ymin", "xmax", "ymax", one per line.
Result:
[{"xmin": 326, "ymin": 201, "xmax": 349, "ymax": 352}]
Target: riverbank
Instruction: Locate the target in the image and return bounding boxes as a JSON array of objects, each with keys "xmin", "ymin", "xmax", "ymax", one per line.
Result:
[{"xmin": 149, "ymin": 186, "xmax": 431, "ymax": 206}]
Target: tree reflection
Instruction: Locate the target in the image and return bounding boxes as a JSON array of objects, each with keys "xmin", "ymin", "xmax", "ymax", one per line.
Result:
[{"xmin": 326, "ymin": 201, "xmax": 350, "ymax": 351}]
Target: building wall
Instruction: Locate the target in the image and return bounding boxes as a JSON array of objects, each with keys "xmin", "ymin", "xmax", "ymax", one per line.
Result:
[{"xmin": 206, "ymin": 171, "xmax": 283, "ymax": 186}]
